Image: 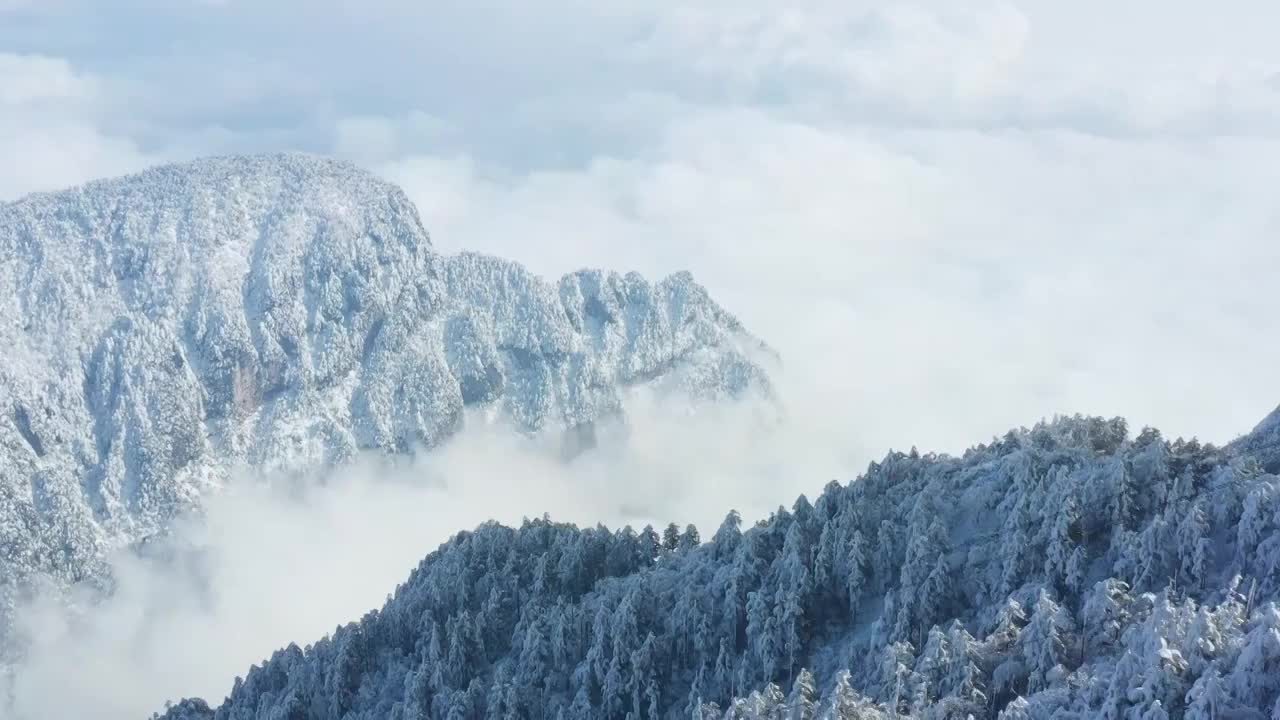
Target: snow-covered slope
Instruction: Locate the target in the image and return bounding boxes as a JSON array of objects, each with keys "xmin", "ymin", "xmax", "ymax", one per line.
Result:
[
  {"xmin": 1231, "ymin": 405, "xmax": 1280, "ymax": 474},
  {"xmin": 153, "ymin": 411, "xmax": 1280, "ymax": 720},
  {"xmin": 0, "ymin": 154, "xmax": 772, "ymax": 641}
]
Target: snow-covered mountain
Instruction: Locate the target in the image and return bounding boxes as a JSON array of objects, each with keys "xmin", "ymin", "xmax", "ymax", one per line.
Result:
[
  {"xmin": 154, "ymin": 411, "xmax": 1280, "ymax": 720},
  {"xmin": 0, "ymin": 154, "xmax": 773, "ymax": 644}
]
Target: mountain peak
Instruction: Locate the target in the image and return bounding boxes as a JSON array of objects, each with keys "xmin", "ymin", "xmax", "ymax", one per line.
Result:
[{"xmin": 13, "ymin": 152, "xmax": 413, "ymax": 211}]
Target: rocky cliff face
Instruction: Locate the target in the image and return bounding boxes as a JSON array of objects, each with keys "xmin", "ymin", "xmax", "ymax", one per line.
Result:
[{"xmin": 0, "ymin": 153, "xmax": 773, "ymax": 637}]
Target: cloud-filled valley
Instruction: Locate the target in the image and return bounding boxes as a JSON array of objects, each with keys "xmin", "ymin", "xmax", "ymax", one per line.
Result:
[{"xmin": 6, "ymin": 395, "xmax": 835, "ymax": 720}]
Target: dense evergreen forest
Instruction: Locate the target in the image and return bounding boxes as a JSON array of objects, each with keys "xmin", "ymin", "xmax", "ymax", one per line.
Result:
[{"xmin": 157, "ymin": 410, "xmax": 1280, "ymax": 719}]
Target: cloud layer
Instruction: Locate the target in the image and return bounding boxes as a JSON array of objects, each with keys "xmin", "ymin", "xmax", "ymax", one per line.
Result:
[{"xmin": 5, "ymin": 1, "xmax": 1276, "ymax": 453}]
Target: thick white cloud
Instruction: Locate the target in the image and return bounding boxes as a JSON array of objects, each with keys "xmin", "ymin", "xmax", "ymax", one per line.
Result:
[
  {"xmin": 380, "ymin": 115, "xmax": 1280, "ymax": 453},
  {"xmin": 0, "ymin": 53, "xmax": 153, "ymax": 197},
  {"xmin": 0, "ymin": 53, "xmax": 92, "ymax": 105}
]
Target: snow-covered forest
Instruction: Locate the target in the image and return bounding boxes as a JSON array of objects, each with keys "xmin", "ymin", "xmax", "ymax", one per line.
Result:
[{"xmin": 156, "ymin": 408, "xmax": 1280, "ymax": 719}]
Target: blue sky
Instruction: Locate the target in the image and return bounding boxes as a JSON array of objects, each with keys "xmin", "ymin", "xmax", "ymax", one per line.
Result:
[{"xmin": 3, "ymin": 0, "xmax": 1279, "ymax": 455}]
